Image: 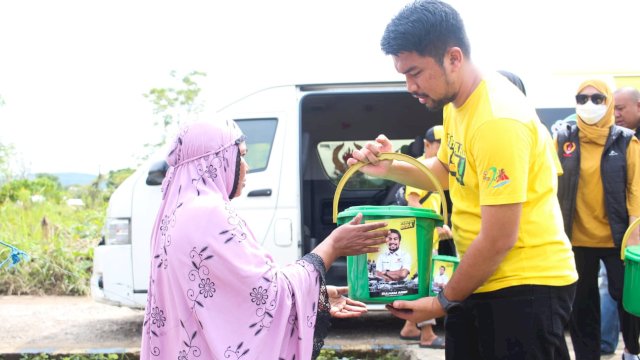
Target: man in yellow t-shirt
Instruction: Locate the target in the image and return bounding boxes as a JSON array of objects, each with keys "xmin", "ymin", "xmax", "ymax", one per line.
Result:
[{"xmin": 348, "ymin": 1, "xmax": 577, "ymax": 358}]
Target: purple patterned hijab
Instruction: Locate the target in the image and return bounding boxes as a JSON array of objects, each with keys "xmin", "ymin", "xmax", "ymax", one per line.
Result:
[{"xmin": 141, "ymin": 119, "xmax": 330, "ymax": 360}]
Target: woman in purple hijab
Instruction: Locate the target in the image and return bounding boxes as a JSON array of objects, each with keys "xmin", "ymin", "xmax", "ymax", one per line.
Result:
[{"xmin": 140, "ymin": 119, "xmax": 388, "ymax": 360}]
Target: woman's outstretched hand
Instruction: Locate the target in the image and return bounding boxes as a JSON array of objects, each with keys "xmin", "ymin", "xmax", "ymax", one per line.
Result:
[
  {"xmin": 330, "ymin": 213, "xmax": 388, "ymax": 256},
  {"xmin": 327, "ymin": 285, "xmax": 367, "ymax": 318},
  {"xmin": 312, "ymin": 213, "xmax": 388, "ymax": 269}
]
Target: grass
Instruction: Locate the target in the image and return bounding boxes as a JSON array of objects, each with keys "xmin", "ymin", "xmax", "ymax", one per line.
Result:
[
  {"xmin": 318, "ymin": 349, "xmax": 402, "ymax": 360},
  {"xmin": 0, "ymin": 201, "xmax": 104, "ymax": 295}
]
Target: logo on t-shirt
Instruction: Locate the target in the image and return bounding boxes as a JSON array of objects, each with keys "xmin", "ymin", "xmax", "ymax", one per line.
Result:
[
  {"xmin": 446, "ymin": 136, "xmax": 467, "ymax": 185},
  {"xmin": 482, "ymin": 167, "xmax": 510, "ymax": 188}
]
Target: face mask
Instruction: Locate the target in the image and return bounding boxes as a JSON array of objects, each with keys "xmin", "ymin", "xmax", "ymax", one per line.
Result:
[{"xmin": 576, "ymin": 102, "xmax": 607, "ymax": 125}]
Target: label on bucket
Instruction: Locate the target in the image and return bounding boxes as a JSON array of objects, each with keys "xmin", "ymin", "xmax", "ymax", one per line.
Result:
[
  {"xmin": 366, "ymin": 217, "xmax": 419, "ymax": 298},
  {"xmin": 429, "ymin": 255, "xmax": 459, "ymax": 297},
  {"xmin": 339, "ymin": 204, "xmax": 442, "ymax": 303}
]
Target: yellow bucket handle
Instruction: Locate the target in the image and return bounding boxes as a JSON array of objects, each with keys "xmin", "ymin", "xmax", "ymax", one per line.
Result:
[
  {"xmin": 621, "ymin": 217, "xmax": 640, "ymax": 260},
  {"xmin": 332, "ymin": 152, "xmax": 449, "ymax": 226}
]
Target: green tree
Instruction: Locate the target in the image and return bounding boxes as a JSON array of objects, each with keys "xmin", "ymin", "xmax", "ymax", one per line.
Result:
[
  {"xmin": 142, "ymin": 70, "xmax": 206, "ymax": 157},
  {"xmin": 106, "ymin": 168, "xmax": 134, "ymax": 190},
  {"xmin": 0, "ymin": 175, "xmax": 63, "ymax": 204}
]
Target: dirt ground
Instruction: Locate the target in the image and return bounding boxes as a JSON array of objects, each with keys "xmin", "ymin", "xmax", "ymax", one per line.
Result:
[
  {"xmin": 0, "ymin": 296, "xmax": 143, "ymax": 353},
  {"xmin": 0, "ymin": 295, "xmax": 627, "ymax": 359},
  {"xmin": 0, "ymin": 295, "xmax": 419, "ymax": 355}
]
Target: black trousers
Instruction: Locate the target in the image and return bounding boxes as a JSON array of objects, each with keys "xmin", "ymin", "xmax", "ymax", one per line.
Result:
[
  {"xmin": 569, "ymin": 246, "xmax": 640, "ymax": 359},
  {"xmin": 445, "ymin": 283, "xmax": 576, "ymax": 360}
]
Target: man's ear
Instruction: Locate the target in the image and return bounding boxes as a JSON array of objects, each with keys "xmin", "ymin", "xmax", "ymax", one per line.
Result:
[{"xmin": 446, "ymin": 47, "xmax": 463, "ymax": 71}]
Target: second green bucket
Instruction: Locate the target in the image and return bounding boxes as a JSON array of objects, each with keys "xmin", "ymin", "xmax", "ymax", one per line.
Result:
[{"xmin": 620, "ymin": 218, "xmax": 640, "ymax": 317}]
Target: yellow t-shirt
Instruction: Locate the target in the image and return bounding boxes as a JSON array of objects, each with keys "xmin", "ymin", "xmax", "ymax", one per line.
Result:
[
  {"xmin": 405, "ymin": 156, "xmax": 442, "ymax": 248},
  {"xmin": 436, "ymin": 72, "xmax": 578, "ymax": 293}
]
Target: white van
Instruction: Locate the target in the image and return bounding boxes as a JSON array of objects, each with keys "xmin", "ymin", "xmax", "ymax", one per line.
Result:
[{"xmin": 90, "ymin": 80, "xmax": 574, "ymax": 308}]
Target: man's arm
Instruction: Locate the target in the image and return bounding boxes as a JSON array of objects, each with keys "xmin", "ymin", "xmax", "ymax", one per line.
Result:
[
  {"xmin": 370, "ymin": 157, "xmax": 449, "ymax": 191},
  {"xmin": 386, "ymin": 268, "xmax": 410, "ymax": 281},
  {"xmin": 348, "ymin": 135, "xmax": 450, "ymax": 191},
  {"xmin": 387, "ymin": 157, "xmax": 450, "ymax": 191},
  {"xmin": 442, "ymin": 203, "xmax": 521, "ymax": 301},
  {"xmin": 386, "ymin": 202, "xmax": 521, "ymax": 323}
]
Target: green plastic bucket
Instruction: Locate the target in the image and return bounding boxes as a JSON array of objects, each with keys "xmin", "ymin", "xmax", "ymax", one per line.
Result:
[
  {"xmin": 429, "ymin": 254, "xmax": 459, "ymax": 297},
  {"xmin": 621, "ymin": 218, "xmax": 640, "ymax": 317},
  {"xmin": 332, "ymin": 152, "xmax": 447, "ymax": 303},
  {"xmin": 337, "ymin": 206, "xmax": 443, "ymax": 303},
  {"xmin": 623, "ymin": 245, "xmax": 640, "ymax": 317}
]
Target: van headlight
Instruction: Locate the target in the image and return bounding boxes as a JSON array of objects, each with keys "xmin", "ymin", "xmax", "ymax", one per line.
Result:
[{"xmin": 105, "ymin": 218, "xmax": 131, "ymax": 245}]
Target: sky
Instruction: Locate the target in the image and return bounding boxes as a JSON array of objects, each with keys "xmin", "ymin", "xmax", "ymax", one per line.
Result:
[{"xmin": 0, "ymin": 0, "xmax": 638, "ymax": 175}]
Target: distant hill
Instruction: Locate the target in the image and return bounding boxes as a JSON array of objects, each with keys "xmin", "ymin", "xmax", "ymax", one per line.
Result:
[{"xmin": 53, "ymin": 173, "xmax": 98, "ymax": 187}]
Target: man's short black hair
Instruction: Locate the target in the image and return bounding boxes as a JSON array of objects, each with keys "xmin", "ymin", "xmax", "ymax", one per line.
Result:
[{"xmin": 380, "ymin": 0, "xmax": 471, "ymax": 66}]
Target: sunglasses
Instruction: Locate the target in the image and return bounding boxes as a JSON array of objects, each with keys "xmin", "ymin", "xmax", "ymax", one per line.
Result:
[{"xmin": 575, "ymin": 93, "xmax": 606, "ymax": 105}]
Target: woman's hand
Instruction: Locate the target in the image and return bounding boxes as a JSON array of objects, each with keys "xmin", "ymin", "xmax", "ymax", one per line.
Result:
[
  {"xmin": 327, "ymin": 213, "xmax": 388, "ymax": 256},
  {"xmin": 327, "ymin": 285, "xmax": 367, "ymax": 318},
  {"xmin": 385, "ymin": 296, "xmax": 445, "ymax": 324},
  {"xmin": 346, "ymin": 134, "xmax": 394, "ymax": 178},
  {"xmin": 312, "ymin": 213, "xmax": 387, "ymax": 268}
]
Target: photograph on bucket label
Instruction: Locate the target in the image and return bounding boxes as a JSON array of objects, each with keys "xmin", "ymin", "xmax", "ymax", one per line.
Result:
[
  {"xmin": 428, "ymin": 255, "xmax": 459, "ymax": 296},
  {"xmin": 366, "ymin": 217, "xmax": 418, "ymax": 298}
]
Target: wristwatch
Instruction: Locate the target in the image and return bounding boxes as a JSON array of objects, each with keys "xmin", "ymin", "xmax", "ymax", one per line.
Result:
[{"xmin": 437, "ymin": 290, "xmax": 462, "ymax": 314}]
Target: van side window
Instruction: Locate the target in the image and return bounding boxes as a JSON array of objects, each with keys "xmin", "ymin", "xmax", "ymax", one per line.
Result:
[{"xmin": 235, "ymin": 118, "xmax": 277, "ymax": 173}]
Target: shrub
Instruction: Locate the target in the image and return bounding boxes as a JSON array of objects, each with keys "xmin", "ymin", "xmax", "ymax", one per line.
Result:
[{"xmin": 0, "ymin": 201, "xmax": 104, "ymax": 295}]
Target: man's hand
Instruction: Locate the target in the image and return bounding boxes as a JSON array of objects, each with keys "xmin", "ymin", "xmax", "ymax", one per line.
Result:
[
  {"xmin": 437, "ymin": 224, "xmax": 453, "ymax": 241},
  {"xmin": 347, "ymin": 134, "xmax": 394, "ymax": 177},
  {"xmin": 327, "ymin": 286, "xmax": 367, "ymax": 318},
  {"xmin": 385, "ymin": 296, "xmax": 445, "ymax": 323}
]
